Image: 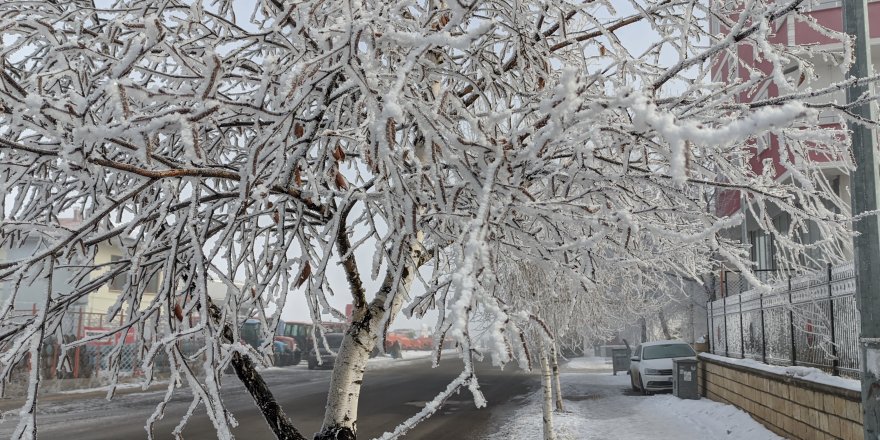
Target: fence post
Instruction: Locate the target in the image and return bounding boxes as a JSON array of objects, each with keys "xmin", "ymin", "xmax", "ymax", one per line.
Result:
[
  {"xmin": 708, "ymin": 301, "xmax": 714, "ymax": 354},
  {"xmin": 789, "ymin": 275, "xmax": 797, "ymax": 366},
  {"xmin": 723, "ymin": 295, "xmax": 729, "ymax": 358},
  {"xmin": 828, "ymin": 263, "xmax": 839, "ymax": 376},
  {"xmin": 739, "ymin": 294, "xmax": 745, "ymax": 359},
  {"xmin": 760, "ymin": 294, "xmax": 767, "ymax": 364},
  {"xmin": 722, "ymin": 270, "xmax": 727, "ymax": 298},
  {"xmin": 74, "ymin": 309, "xmax": 83, "ymax": 378}
]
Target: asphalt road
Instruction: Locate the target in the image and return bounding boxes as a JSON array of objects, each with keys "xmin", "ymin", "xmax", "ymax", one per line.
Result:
[{"xmin": 0, "ymin": 356, "xmax": 538, "ymax": 439}]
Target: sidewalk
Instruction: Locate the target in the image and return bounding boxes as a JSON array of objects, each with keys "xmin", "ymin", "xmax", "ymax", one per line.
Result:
[{"xmin": 485, "ymin": 356, "xmax": 782, "ymax": 440}]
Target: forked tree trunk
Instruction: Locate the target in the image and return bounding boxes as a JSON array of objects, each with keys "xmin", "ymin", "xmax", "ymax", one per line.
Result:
[
  {"xmin": 315, "ymin": 325, "xmax": 373, "ymax": 440},
  {"xmin": 549, "ymin": 342, "xmax": 564, "ymax": 412},
  {"xmin": 540, "ymin": 344, "xmax": 557, "ymax": 440},
  {"xmin": 315, "ymin": 240, "xmax": 427, "ymax": 440}
]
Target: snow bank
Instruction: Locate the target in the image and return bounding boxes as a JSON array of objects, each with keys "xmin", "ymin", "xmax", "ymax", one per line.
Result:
[
  {"xmin": 58, "ymin": 381, "xmax": 152, "ymax": 395},
  {"xmin": 700, "ymin": 353, "xmax": 860, "ymax": 392},
  {"xmin": 563, "ymin": 356, "xmax": 612, "ymax": 371},
  {"xmin": 485, "ymin": 361, "xmax": 781, "ymax": 440},
  {"xmin": 366, "ymin": 350, "xmax": 454, "ymax": 370}
]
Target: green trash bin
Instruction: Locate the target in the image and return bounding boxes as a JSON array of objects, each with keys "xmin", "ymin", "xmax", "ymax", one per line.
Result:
[
  {"xmin": 673, "ymin": 358, "xmax": 700, "ymax": 400},
  {"xmin": 611, "ymin": 348, "xmax": 631, "ymax": 376}
]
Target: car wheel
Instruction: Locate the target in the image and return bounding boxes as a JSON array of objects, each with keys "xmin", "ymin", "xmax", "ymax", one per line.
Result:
[
  {"xmin": 640, "ymin": 378, "xmax": 651, "ymax": 396},
  {"xmin": 630, "ymin": 374, "xmax": 639, "ymax": 392},
  {"xmin": 292, "ymin": 351, "xmax": 302, "ymax": 366}
]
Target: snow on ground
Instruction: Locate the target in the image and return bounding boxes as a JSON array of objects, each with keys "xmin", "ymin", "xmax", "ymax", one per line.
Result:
[
  {"xmin": 367, "ymin": 350, "xmax": 455, "ymax": 370},
  {"xmin": 485, "ymin": 357, "xmax": 782, "ymax": 440},
  {"xmin": 58, "ymin": 381, "xmax": 154, "ymax": 395},
  {"xmin": 563, "ymin": 356, "xmax": 612, "ymax": 371}
]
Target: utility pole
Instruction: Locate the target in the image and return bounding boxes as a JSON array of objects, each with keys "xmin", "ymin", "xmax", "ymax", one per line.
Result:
[{"xmin": 843, "ymin": 0, "xmax": 880, "ymax": 437}]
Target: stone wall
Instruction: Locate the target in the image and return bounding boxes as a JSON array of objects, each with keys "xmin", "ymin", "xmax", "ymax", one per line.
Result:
[{"xmin": 699, "ymin": 355, "xmax": 863, "ymax": 440}]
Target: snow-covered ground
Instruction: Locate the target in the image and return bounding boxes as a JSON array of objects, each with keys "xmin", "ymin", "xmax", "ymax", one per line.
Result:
[
  {"xmin": 563, "ymin": 356, "xmax": 613, "ymax": 371},
  {"xmin": 485, "ymin": 357, "xmax": 782, "ymax": 440},
  {"xmin": 366, "ymin": 350, "xmax": 440, "ymax": 370}
]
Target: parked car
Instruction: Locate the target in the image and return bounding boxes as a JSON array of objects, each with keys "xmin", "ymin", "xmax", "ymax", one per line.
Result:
[
  {"xmin": 629, "ymin": 340, "xmax": 696, "ymax": 395},
  {"xmin": 308, "ymin": 333, "xmax": 345, "ymax": 370}
]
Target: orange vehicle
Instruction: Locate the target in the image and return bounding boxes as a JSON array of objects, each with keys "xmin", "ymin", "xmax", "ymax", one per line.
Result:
[
  {"xmin": 387, "ymin": 329, "xmax": 433, "ymax": 351},
  {"xmin": 386, "ymin": 330, "xmax": 416, "ymax": 350}
]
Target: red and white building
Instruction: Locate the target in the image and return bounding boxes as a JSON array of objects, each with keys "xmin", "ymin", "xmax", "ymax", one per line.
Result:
[{"xmin": 711, "ymin": 1, "xmax": 878, "ymax": 274}]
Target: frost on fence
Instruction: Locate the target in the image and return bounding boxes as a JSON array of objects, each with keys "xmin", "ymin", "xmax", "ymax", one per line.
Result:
[{"xmin": 710, "ymin": 263, "xmax": 860, "ymax": 377}]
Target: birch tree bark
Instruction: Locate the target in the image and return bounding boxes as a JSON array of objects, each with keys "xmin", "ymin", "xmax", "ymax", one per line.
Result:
[
  {"xmin": 540, "ymin": 343, "xmax": 557, "ymax": 440},
  {"xmin": 550, "ymin": 342, "xmax": 565, "ymax": 412},
  {"xmin": 315, "ymin": 236, "xmax": 429, "ymax": 440}
]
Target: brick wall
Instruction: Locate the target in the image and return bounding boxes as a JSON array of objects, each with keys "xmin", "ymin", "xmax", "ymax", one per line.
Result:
[{"xmin": 699, "ymin": 356, "xmax": 863, "ymax": 440}]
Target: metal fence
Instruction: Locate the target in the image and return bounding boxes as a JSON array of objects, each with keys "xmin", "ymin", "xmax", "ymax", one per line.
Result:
[
  {"xmin": 6, "ymin": 308, "xmax": 203, "ymax": 383},
  {"xmin": 708, "ymin": 263, "xmax": 859, "ymax": 377}
]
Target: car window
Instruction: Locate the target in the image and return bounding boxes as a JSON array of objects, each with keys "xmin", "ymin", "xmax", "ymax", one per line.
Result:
[{"xmin": 642, "ymin": 343, "xmax": 695, "ymax": 360}]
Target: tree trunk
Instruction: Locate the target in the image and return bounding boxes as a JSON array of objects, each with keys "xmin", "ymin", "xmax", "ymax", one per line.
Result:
[
  {"xmin": 549, "ymin": 342, "xmax": 564, "ymax": 412},
  {"xmin": 540, "ymin": 344, "xmax": 557, "ymax": 440},
  {"xmin": 315, "ymin": 243, "xmax": 427, "ymax": 440},
  {"xmin": 689, "ymin": 302, "xmax": 696, "ymax": 343},
  {"xmin": 639, "ymin": 317, "xmax": 648, "ymax": 343},
  {"xmin": 208, "ymin": 301, "xmax": 306, "ymax": 440},
  {"xmin": 230, "ymin": 352, "xmax": 306, "ymax": 440},
  {"xmin": 315, "ymin": 326, "xmax": 372, "ymax": 440},
  {"xmin": 658, "ymin": 310, "xmax": 672, "ymax": 340}
]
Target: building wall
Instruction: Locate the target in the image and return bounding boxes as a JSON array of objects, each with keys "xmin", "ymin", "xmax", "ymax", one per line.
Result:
[
  {"xmin": 0, "ymin": 238, "xmax": 160, "ymax": 316},
  {"xmin": 1, "ymin": 236, "xmax": 235, "ymax": 324},
  {"xmin": 88, "ymin": 241, "xmax": 231, "ymax": 316},
  {"xmin": 699, "ymin": 355, "xmax": 863, "ymax": 440},
  {"xmin": 0, "ymin": 237, "xmax": 89, "ymax": 310},
  {"xmin": 86, "ymin": 241, "xmax": 153, "ymax": 315}
]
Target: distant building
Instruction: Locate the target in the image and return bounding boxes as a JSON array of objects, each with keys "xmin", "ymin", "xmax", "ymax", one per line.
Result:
[
  {"xmin": 0, "ymin": 232, "xmax": 90, "ymax": 311},
  {"xmin": 0, "ymin": 211, "xmax": 162, "ymax": 316},
  {"xmin": 1, "ymin": 212, "xmax": 242, "ymax": 323}
]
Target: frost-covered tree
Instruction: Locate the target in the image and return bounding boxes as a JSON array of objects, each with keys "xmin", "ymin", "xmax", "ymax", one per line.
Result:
[{"xmin": 0, "ymin": 0, "xmax": 867, "ymax": 439}]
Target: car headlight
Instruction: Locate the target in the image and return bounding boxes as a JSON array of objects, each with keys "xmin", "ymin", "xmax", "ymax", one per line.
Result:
[{"xmin": 644, "ymin": 368, "xmax": 665, "ymax": 375}]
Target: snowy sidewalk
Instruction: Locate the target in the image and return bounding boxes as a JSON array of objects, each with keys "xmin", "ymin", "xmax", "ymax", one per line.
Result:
[{"xmin": 485, "ymin": 356, "xmax": 782, "ymax": 440}]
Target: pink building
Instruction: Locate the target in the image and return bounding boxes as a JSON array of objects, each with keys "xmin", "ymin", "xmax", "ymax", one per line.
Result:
[{"xmin": 712, "ymin": 1, "xmax": 869, "ymax": 272}]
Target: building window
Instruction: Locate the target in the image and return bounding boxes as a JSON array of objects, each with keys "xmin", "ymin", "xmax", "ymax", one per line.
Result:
[
  {"xmin": 109, "ymin": 255, "xmax": 159, "ymax": 294},
  {"xmin": 749, "ymin": 230, "xmax": 774, "ymax": 271},
  {"xmin": 109, "ymin": 256, "xmax": 126, "ymax": 291},
  {"xmin": 807, "ymin": 0, "xmax": 841, "ymax": 11}
]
